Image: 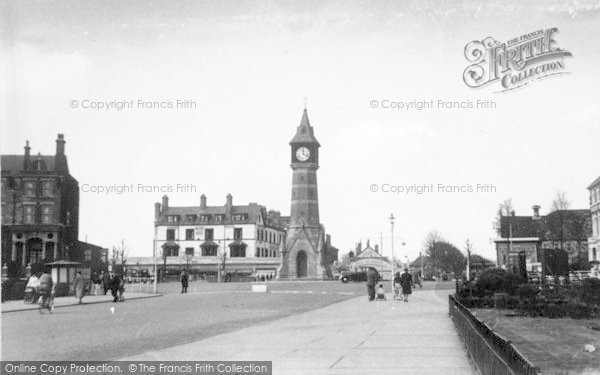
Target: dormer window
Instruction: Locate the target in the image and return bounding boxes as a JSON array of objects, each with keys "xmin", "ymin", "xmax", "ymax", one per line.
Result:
[
  {"xmin": 200, "ymin": 215, "xmax": 211, "ymax": 222},
  {"xmin": 215, "ymin": 215, "xmax": 224, "ymax": 222},
  {"xmin": 167, "ymin": 215, "xmax": 180, "ymax": 223},
  {"xmin": 186, "ymin": 215, "xmax": 197, "ymax": 222},
  {"xmin": 232, "ymin": 214, "xmax": 247, "ymax": 221}
]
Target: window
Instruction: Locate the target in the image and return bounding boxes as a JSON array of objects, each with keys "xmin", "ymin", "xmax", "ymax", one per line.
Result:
[
  {"xmin": 205, "ymin": 228, "xmax": 214, "ymax": 241},
  {"xmin": 41, "ymin": 205, "xmax": 53, "ymax": 224},
  {"xmin": 167, "ymin": 215, "xmax": 179, "ymax": 223},
  {"xmin": 215, "ymin": 215, "xmax": 223, "ymax": 222},
  {"xmin": 166, "ymin": 229, "xmax": 175, "ymax": 241},
  {"xmin": 84, "ymin": 249, "xmax": 92, "ymax": 262},
  {"xmin": 185, "ymin": 229, "xmax": 194, "ymax": 240},
  {"xmin": 42, "ymin": 181, "xmax": 53, "ymax": 197},
  {"xmin": 200, "ymin": 215, "xmax": 211, "ymax": 222},
  {"xmin": 234, "ymin": 228, "xmax": 243, "ymax": 240},
  {"xmin": 23, "ymin": 205, "xmax": 35, "ymax": 224},
  {"xmin": 185, "ymin": 247, "xmax": 194, "ymax": 256},
  {"xmin": 202, "ymin": 246, "xmax": 217, "ymax": 256},
  {"xmin": 24, "ymin": 182, "xmax": 36, "ymax": 197},
  {"xmin": 164, "ymin": 247, "xmax": 179, "ymax": 257},
  {"xmin": 186, "ymin": 215, "xmax": 197, "ymax": 222},
  {"xmin": 231, "ymin": 246, "xmax": 246, "ymax": 257}
]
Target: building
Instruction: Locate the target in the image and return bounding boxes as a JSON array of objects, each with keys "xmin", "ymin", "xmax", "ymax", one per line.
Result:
[
  {"xmin": 350, "ymin": 241, "xmax": 394, "ymax": 280},
  {"xmin": 494, "ymin": 205, "xmax": 592, "ymax": 274},
  {"xmin": 154, "ymin": 194, "xmax": 287, "ymax": 279},
  {"xmin": 1, "ymin": 134, "xmax": 108, "ymax": 280},
  {"xmin": 278, "ymin": 109, "xmax": 333, "ymax": 279},
  {"xmin": 588, "ymin": 176, "xmax": 600, "ymax": 272}
]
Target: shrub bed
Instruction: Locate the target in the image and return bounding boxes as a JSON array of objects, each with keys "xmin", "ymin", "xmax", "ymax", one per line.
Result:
[{"xmin": 456, "ymin": 269, "xmax": 599, "ymax": 319}]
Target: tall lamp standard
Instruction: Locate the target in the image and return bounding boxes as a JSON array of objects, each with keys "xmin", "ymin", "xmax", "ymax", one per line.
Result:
[{"xmin": 389, "ymin": 213, "xmax": 395, "ymax": 292}]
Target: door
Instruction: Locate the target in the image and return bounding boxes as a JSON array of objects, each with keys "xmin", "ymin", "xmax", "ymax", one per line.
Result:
[{"xmin": 296, "ymin": 250, "xmax": 307, "ymax": 278}]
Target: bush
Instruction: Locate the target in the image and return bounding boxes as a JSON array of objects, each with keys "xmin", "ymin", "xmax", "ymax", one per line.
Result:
[
  {"xmin": 567, "ymin": 302, "xmax": 593, "ymax": 319},
  {"xmin": 582, "ymin": 278, "xmax": 600, "ymax": 305},
  {"xmin": 477, "ymin": 268, "xmax": 523, "ymax": 295}
]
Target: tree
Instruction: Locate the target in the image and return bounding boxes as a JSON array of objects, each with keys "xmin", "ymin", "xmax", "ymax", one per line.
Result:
[
  {"xmin": 494, "ymin": 198, "xmax": 513, "ymax": 235},
  {"xmin": 423, "ymin": 232, "xmax": 465, "ymax": 277},
  {"xmin": 550, "ymin": 190, "xmax": 570, "ymax": 212},
  {"xmin": 111, "ymin": 239, "xmax": 128, "ymax": 275}
]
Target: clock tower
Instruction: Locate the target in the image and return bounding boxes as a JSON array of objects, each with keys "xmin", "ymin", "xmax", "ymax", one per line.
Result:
[{"xmin": 278, "ymin": 108, "xmax": 328, "ymax": 279}]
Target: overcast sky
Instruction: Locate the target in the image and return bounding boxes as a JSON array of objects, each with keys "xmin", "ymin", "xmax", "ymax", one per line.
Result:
[{"xmin": 2, "ymin": 0, "xmax": 599, "ymax": 262}]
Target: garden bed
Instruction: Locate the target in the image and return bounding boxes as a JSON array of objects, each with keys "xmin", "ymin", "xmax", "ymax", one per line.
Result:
[{"xmin": 470, "ymin": 308, "xmax": 600, "ymax": 375}]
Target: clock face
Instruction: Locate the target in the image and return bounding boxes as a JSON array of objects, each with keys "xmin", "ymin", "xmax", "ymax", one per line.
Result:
[{"xmin": 295, "ymin": 147, "xmax": 311, "ymax": 161}]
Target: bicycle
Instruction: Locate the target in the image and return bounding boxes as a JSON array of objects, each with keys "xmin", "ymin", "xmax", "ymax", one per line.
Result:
[{"xmin": 38, "ymin": 291, "xmax": 55, "ymax": 314}]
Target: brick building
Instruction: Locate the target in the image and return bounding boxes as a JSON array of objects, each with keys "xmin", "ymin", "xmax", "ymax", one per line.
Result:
[
  {"xmin": 1, "ymin": 134, "xmax": 108, "ymax": 279},
  {"xmin": 494, "ymin": 205, "xmax": 592, "ymax": 273}
]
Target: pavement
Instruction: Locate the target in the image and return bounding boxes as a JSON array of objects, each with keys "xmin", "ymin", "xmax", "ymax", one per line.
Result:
[
  {"xmin": 122, "ymin": 289, "xmax": 478, "ymax": 375},
  {"xmin": 1, "ymin": 291, "xmax": 160, "ymax": 313}
]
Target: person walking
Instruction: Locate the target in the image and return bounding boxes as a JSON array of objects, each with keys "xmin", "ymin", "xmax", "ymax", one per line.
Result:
[
  {"xmin": 101, "ymin": 271, "xmax": 111, "ymax": 295},
  {"xmin": 399, "ymin": 268, "xmax": 413, "ymax": 302},
  {"xmin": 180, "ymin": 270, "xmax": 189, "ymax": 294},
  {"xmin": 111, "ymin": 273, "xmax": 124, "ymax": 302},
  {"xmin": 73, "ymin": 271, "xmax": 85, "ymax": 304},
  {"xmin": 366, "ymin": 267, "xmax": 379, "ymax": 301}
]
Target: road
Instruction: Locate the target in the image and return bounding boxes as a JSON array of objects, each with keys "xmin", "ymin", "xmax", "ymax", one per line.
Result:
[{"xmin": 2, "ymin": 281, "xmax": 453, "ymax": 361}]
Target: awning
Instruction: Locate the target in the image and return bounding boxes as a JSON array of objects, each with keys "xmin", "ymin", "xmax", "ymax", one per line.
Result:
[
  {"xmin": 45, "ymin": 260, "xmax": 82, "ymax": 266},
  {"xmin": 200, "ymin": 241, "xmax": 218, "ymax": 248},
  {"xmin": 228, "ymin": 240, "xmax": 247, "ymax": 247},
  {"xmin": 161, "ymin": 241, "xmax": 180, "ymax": 249}
]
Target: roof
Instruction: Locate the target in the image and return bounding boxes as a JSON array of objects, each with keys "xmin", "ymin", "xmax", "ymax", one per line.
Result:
[
  {"xmin": 541, "ymin": 210, "xmax": 591, "ymax": 240},
  {"xmin": 289, "ymin": 109, "xmax": 320, "ymax": 146},
  {"xmin": 355, "ymin": 246, "xmax": 387, "ymax": 260},
  {"xmin": 499, "ymin": 216, "xmax": 543, "ymax": 238},
  {"xmin": 1, "ymin": 154, "xmax": 56, "ymax": 174},
  {"xmin": 498, "ymin": 209, "xmax": 591, "ymax": 240},
  {"xmin": 160, "ymin": 203, "xmax": 278, "ymax": 227},
  {"xmin": 588, "ymin": 175, "xmax": 600, "ymax": 189}
]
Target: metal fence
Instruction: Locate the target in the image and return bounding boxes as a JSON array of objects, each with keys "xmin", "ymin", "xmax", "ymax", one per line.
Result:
[{"xmin": 448, "ymin": 295, "xmax": 540, "ymax": 375}]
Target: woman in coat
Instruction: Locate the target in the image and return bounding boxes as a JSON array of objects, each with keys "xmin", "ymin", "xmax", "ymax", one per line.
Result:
[
  {"xmin": 399, "ymin": 268, "xmax": 413, "ymax": 302},
  {"xmin": 73, "ymin": 271, "xmax": 85, "ymax": 304}
]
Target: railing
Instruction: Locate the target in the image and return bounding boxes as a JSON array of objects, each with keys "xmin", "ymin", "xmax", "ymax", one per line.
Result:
[
  {"xmin": 449, "ymin": 295, "xmax": 540, "ymax": 375},
  {"xmin": 125, "ymin": 278, "xmax": 155, "ymax": 294}
]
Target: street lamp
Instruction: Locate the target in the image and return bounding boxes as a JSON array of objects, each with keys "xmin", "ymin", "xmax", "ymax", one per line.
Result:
[{"xmin": 389, "ymin": 213, "xmax": 395, "ymax": 293}]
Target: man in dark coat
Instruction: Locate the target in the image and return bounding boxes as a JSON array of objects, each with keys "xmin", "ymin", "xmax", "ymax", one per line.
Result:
[
  {"xmin": 366, "ymin": 267, "xmax": 379, "ymax": 301},
  {"xmin": 400, "ymin": 268, "xmax": 413, "ymax": 302},
  {"xmin": 181, "ymin": 270, "xmax": 189, "ymax": 294},
  {"xmin": 111, "ymin": 273, "xmax": 124, "ymax": 302}
]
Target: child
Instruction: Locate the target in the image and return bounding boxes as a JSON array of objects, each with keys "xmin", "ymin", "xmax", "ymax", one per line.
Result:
[{"xmin": 376, "ymin": 284, "xmax": 386, "ymax": 300}]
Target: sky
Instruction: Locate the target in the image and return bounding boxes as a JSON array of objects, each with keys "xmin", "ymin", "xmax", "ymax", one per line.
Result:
[{"xmin": 1, "ymin": 0, "xmax": 600, "ymax": 263}]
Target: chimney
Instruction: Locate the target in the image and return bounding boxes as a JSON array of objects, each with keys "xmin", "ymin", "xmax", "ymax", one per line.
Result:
[
  {"xmin": 162, "ymin": 195, "xmax": 169, "ymax": 210},
  {"xmin": 510, "ymin": 210, "xmax": 515, "ymax": 216},
  {"xmin": 326, "ymin": 234, "xmax": 331, "ymax": 246},
  {"xmin": 225, "ymin": 193, "xmax": 232, "ymax": 214},
  {"xmin": 23, "ymin": 140, "xmax": 31, "ymax": 170},
  {"xmin": 200, "ymin": 194, "xmax": 207, "ymax": 209},
  {"xmin": 374, "ymin": 244, "xmax": 379, "ymax": 253},
  {"xmin": 154, "ymin": 202, "xmax": 161, "ymax": 220},
  {"xmin": 56, "ymin": 134, "xmax": 65, "ymax": 156},
  {"xmin": 532, "ymin": 205, "xmax": 541, "ymax": 219}
]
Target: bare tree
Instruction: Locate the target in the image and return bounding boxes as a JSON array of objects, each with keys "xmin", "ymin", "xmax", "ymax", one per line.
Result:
[
  {"xmin": 550, "ymin": 190, "xmax": 570, "ymax": 211},
  {"xmin": 111, "ymin": 239, "xmax": 129, "ymax": 274},
  {"xmin": 423, "ymin": 230, "xmax": 442, "ymax": 252}
]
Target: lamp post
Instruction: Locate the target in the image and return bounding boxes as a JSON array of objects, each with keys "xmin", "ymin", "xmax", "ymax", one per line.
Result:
[{"xmin": 389, "ymin": 213, "xmax": 395, "ymax": 292}]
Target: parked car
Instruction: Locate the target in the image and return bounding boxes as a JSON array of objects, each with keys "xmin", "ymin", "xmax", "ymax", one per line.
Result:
[{"xmin": 340, "ymin": 270, "xmax": 368, "ymax": 283}]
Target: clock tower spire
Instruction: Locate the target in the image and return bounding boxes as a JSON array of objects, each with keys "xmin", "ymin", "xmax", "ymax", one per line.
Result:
[{"xmin": 278, "ymin": 108, "xmax": 327, "ymax": 279}]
